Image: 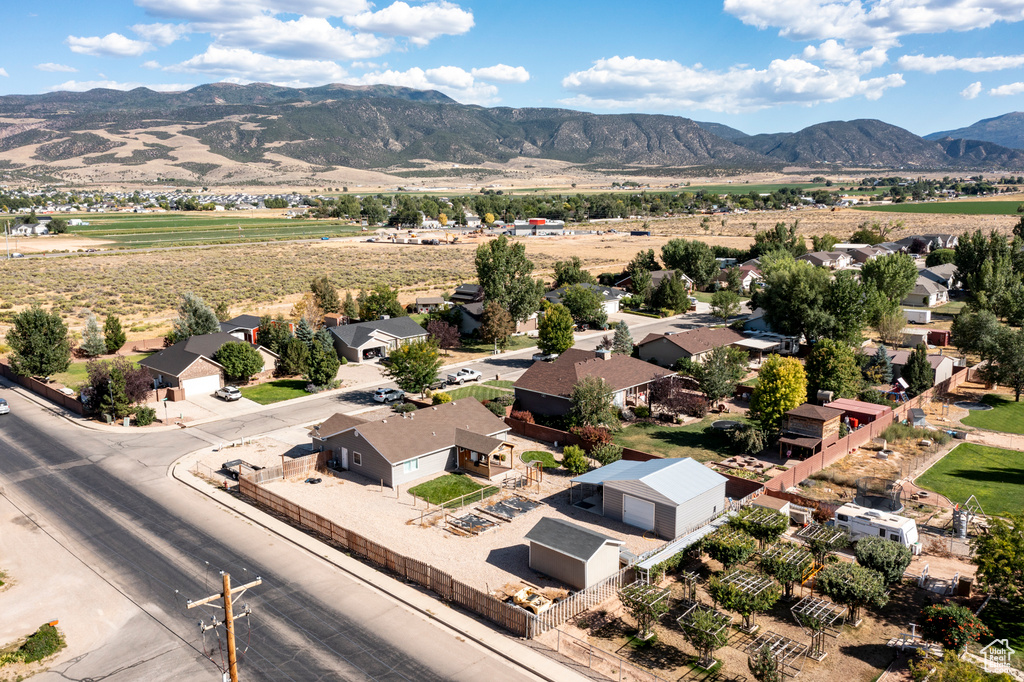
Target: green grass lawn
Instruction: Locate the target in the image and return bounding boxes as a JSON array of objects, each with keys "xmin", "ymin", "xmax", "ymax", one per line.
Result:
[
  {"xmin": 521, "ymin": 450, "xmax": 559, "ymax": 468},
  {"xmin": 50, "ymin": 353, "xmax": 149, "ymax": 389},
  {"xmin": 916, "ymin": 443, "xmax": 1024, "ymax": 516},
  {"xmin": 444, "ymin": 385, "xmax": 510, "ymax": 402},
  {"xmin": 854, "ymin": 200, "xmax": 1024, "ymax": 215},
  {"xmin": 407, "ymin": 473, "xmax": 497, "ymax": 506},
  {"xmin": 459, "ymin": 334, "xmax": 537, "ymax": 354},
  {"xmin": 612, "ymin": 416, "xmax": 749, "ymax": 462},
  {"xmin": 934, "ymin": 300, "xmax": 967, "ymax": 315},
  {"xmin": 961, "ymin": 394, "xmax": 1024, "ymax": 434},
  {"xmin": 484, "ymin": 380, "xmax": 515, "ymax": 389},
  {"xmin": 238, "ymin": 379, "xmax": 308, "ymax": 405},
  {"xmin": 976, "ymin": 598, "xmax": 1024, "ymax": 667}
]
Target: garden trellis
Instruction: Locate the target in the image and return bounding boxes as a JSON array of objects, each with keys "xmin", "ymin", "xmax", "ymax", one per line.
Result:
[
  {"xmin": 791, "ymin": 595, "xmax": 847, "ymax": 660},
  {"xmin": 744, "ymin": 630, "xmax": 809, "ymax": 679},
  {"xmin": 677, "ymin": 601, "xmax": 732, "ymax": 670}
]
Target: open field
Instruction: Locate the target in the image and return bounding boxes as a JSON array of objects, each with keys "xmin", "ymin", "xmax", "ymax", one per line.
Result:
[
  {"xmin": 961, "ymin": 394, "xmax": 1024, "ymax": 434},
  {"xmin": 916, "ymin": 443, "xmax": 1024, "ymax": 516},
  {"xmin": 854, "ymin": 200, "xmax": 1024, "ymax": 215}
]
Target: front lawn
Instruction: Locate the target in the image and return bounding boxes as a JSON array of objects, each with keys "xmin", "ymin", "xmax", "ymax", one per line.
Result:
[
  {"xmin": 239, "ymin": 379, "xmax": 308, "ymax": 405},
  {"xmin": 916, "ymin": 443, "xmax": 1024, "ymax": 516},
  {"xmin": 611, "ymin": 416, "xmax": 749, "ymax": 462},
  {"xmin": 458, "ymin": 334, "xmax": 537, "ymax": 355},
  {"xmin": 521, "ymin": 450, "xmax": 559, "ymax": 469},
  {"xmin": 934, "ymin": 300, "xmax": 967, "ymax": 315},
  {"xmin": 444, "ymin": 385, "xmax": 510, "ymax": 402},
  {"xmin": 961, "ymin": 394, "xmax": 1024, "ymax": 435},
  {"xmin": 51, "ymin": 353, "xmax": 150, "ymax": 389},
  {"xmin": 484, "ymin": 379, "xmax": 515, "ymax": 389},
  {"xmin": 407, "ymin": 473, "xmax": 497, "ymax": 506}
]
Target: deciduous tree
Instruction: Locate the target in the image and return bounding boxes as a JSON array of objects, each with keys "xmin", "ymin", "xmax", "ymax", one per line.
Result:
[
  {"xmin": 214, "ymin": 341, "xmax": 264, "ymax": 382},
  {"xmin": 855, "ymin": 536, "xmax": 912, "ymax": 585},
  {"xmin": 759, "ymin": 542, "xmax": 813, "ymax": 598},
  {"xmin": 553, "ymin": 256, "xmax": 597, "ymax": 287},
  {"xmin": 750, "ymin": 259, "xmax": 831, "ymax": 340},
  {"xmin": 873, "ymin": 309, "xmax": 906, "ymax": 348},
  {"xmin": 748, "ymin": 355, "xmax": 807, "ymax": 433},
  {"xmin": 920, "ymin": 604, "xmax": 991, "ymax": 654},
  {"xmin": 537, "ymin": 303, "xmax": 574, "ymax": 356},
  {"xmin": 699, "ymin": 345, "xmax": 748, "ymax": 404},
  {"xmin": 710, "ymin": 289, "xmax": 741, "ymax": 320},
  {"xmin": 426, "ymin": 319, "xmax": 461, "ymax": 355},
  {"xmin": 973, "ymin": 511, "xmax": 1024, "ymax": 604},
  {"xmin": 81, "ymin": 355, "xmax": 153, "ymax": 418},
  {"xmin": 568, "ymin": 375, "xmax": 619, "ymax": 428},
  {"xmin": 661, "ymin": 239, "xmax": 717, "ymax": 289},
  {"xmin": 619, "ymin": 583, "xmax": 670, "ymax": 640},
  {"xmin": 992, "ymin": 326, "xmax": 1024, "ymax": 401},
  {"xmin": 816, "ymin": 563, "xmax": 888, "ymax": 624},
  {"xmin": 709, "ymin": 573, "xmax": 781, "ymax": 631},
  {"xmin": 479, "ymin": 301, "xmax": 515, "ymax": 350},
  {"xmin": 805, "ymin": 339, "xmax": 862, "ymax": 400},
  {"xmin": 475, "ymin": 235, "xmax": 544, "ymax": 324},
  {"xmin": 257, "ymin": 315, "xmax": 292, "ymax": 355},
  {"xmin": 860, "ymin": 252, "xmax": 917, "ymax": 322},
  {"xmin": 359, "ymin": 284, "xmax": 404, "ymax": 321},
  {"xmin": 560, "ymin": 284, "xmax": 607, "ymax": 328},
  {"xmin": 703, "ymin": 529, "xmax": 757, "ymax": 570},
  {"xmin": 560, "ymin": 445, "xmax": 589, "ymax": 475},
  {"xmin": 383, "ymin": 339, "xmax": 443, "ymax": 394},
  {"xmin": 6, "ymin": 306, "xmax": 72, "ymax": 377}
]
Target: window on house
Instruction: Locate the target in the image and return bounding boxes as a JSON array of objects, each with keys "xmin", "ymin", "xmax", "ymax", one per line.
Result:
[
  {"xmin": 403, "ymin": 458, "xmax": 419, "ymax": 474},
  {"xmin": 353, "ymin": 452, "xmax": 362, "ymax": 466}
]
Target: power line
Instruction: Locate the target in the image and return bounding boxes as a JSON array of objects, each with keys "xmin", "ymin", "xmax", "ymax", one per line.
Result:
[{"xmin": 188, "ymin": 572, "xmax": 262, "ymax": 682}]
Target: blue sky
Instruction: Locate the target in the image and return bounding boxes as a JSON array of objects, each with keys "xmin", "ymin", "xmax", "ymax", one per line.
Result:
[{"xmin": 2, "ymin": 0, "xmax": 1024, "ymax": 136}]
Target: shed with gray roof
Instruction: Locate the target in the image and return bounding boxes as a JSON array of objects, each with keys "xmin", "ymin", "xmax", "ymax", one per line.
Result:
[
  {"xmin": 571, "ymin": 458, "xmax": 728, "ymax": 540},
  {"xmin": 524, "ymin": 518, "xmax": 624, "ymax": 589}
]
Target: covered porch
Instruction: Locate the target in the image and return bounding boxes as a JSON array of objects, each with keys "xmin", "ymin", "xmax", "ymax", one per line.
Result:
[
  {"xmin": 778, "ymin": 434, "xmax": 824, "ymax": 461},
  {"xmin": 455, "ymin": 428, "xmax": 514, "ymax": 480},
  {"xmin": 733, "ymin": 337, "xmax": 781, "ymax": 367}
]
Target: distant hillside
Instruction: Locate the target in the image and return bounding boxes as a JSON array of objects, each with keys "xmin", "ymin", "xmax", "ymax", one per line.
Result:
[
  {"xmin": 925, "ymin": 112, "xmax": 1024, "ymax": 151},
  {"xmin": 694, "ymin": 121, "xmax": 749, "ymax": 141}
]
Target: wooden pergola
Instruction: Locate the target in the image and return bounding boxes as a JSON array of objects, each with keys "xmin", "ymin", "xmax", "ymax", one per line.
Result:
[
  {"xmin": 791, "ymin": 595, "xmax": 847, "ymax": 661},
  {"xmin": 677, "ymin": 601, "xmax": 733, "ymax": 670},
  {"xmin": 745, "ymin": 630, "xmax": 809, "ymax": 679},
  {"xmin": 795, "ymin": 524, "xmax": 846, "ymax": 545},
  {"xmin": 762, "ymin": 542, "xmax": 814, "ymax": 597}
]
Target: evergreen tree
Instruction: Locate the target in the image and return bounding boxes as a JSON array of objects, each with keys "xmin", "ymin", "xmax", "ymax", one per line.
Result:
[
  {"xmin": 653, "ymin": 272, "xmax": 688, "ymax": 313},
  {"xmin": 343, "ymin": 291, "xmax": 359, "ymax": 321},
  {"xmin": 214, "ymin": 300, "xmax": 231, "ymax": 322},
  {"xmin": 277, "ymin": 337, "xmax": 310, "ymax": 376},
  {"xmin": 256, "ymin": 315, "xmax": 292, "ymax": 355},
  {"xmin": 902, "ymin": 343, "xmax": 934, "ymax": 397},
  {"xmin": 866, "ymin": 344, "xmax": 894, "ymax": 384},
  {"xmin": 80, "ymin": 313, "xmax": 107, "ymax": 357},
  {"xmin": 295, "ymin": 318, "xmax": 314, "ymax": 347},
  {"xmin": 170, "ymin": 292, "xmax": 220, "ymax": 342},
  {"xmin": 305, "ymin": 339, "xmax": 340, "ymax": 386},
  {"xmin": 612, "ymin": 321, "xmax": 633, "ymax": 355},
  {"xmin": 103, "ymin": 314, "xmax": 126, "ymax": 354},
  {"xmin": 311, "ymin": 276, "xmax": 341, "ymax": 314},
  {"xmin": 314, "ymin": 327, "xmax": 335, "ymax": 354},
  {"xmin": 631, "ymin": 268, "xmax": 653, "ymax": 305}
]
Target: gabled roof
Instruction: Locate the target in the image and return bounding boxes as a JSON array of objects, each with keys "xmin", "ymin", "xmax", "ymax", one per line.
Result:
[
  {"xmin": 514, "ymin": 348, "xmax": 672, "ymax": 398},
  {"xmin": 637, "ymin": 327, "xmax": 745, "ymax": 356},
  {"xmin": 329, "ymin": 316, "xmax": 427, "ymax": 349},
  {"xmin": 715, "ymin": 265, "xmax": 762, "ymax": 282},
  {"xmin": 316, "ymin": 413, "xmax": 367, "ymax": 439},
  {"xmin": 869, "ymin": 347, "xmax": 952, "ymax": 369},
  {"xmin": 139, "ymin": 332, "xmax": 252, "ymax": 377},
  {"xmin": 459, "ymin": 301, "xmax": 485, "ymax": 319},
  {"xmin": 454, "ymin": 428, "xmax": 505, "ymax": 455},
  {"xmin": 349, "ymin": 399, "xmax": 509, "ymax": 465},
  {"xmin": 525, "ymin": 517, "xmax": 623, "ymax": 562},
  {"xmin": 909, "ymin": 278, "xmax": 947, "ymax": 296},
  {"xmin": 416, "ymin": 296, "xmax": 445, "ymax": 305},
  {"xmin": 450, "ymin": 283, "xmax": 484, "ymax": 302},
  {"xmin": 570, "ymin": 457, "xmax": 727, "ymax": 505},
  {"xmin": 920, "ymin": 263, "xmax": 958, "ymax": 285},
  {"xmin": 543, "ymin": 283, "xmax": 627, "ymax": 305},
  {"xmin": 219, "ymin": 314, "xmax": 261, "ymax": 332},
  {"xmin": 786, "ymin": 403, "xmax": 844, "ymax": 421}
]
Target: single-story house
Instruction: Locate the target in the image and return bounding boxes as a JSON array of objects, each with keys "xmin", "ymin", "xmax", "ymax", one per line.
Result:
[
  {"xmin": 329, "ymin": 316, "xmax": 428, "ymax": 363},
  {"xmin": 415, "ymin": 296, "xmax": 447, "ymax": 313},
  {"xmin": 457, "ymin": 301, "xmax": 537, "ymax": 336},
  {"xmin": 569, "ymin": 458, "xmax": 728, "ymax": 539},
  {"xmin": 901, "ymin": 277, "xmax": 949, "ymax": 308},
  {"xmin": 919, "ymin": 263, "xmax": 958, "ymax": 290},
  {"xmin": 845, "ymin": 245, "xmax": 890, "ymax": 263},
  {"xmin": 637, "ymin": 327, "xmax": 746, "ymax": 366},
  {"xmin": 779, "ymin": 403, "xmax": 843, "ymax": 459},
  {"xmin": 525, "ymin": 518, "xmax": 624, "ymax": 590},
  {"xmin": 799, "ymin": 251, "xmax": 854, "ymax": 270},
  {"xmin": 868, "ymin": 347, "xmax": 955, "ymax": 385},
  {"xmin": 543, "ymin": 283, "xmax": 628, "ymax": 315},
  {"xmin": 714, "ymin": 265, "xmax": 762, "ymax": 291},
  {"xmin": 219, "ymin": 314, "xmax": 262, "ymax": 343},
  {"xmin": 514, "ymin": 348, "xmax": 672, "ymax": 416},
  {"xmin": 615, "ymin": 270, "xmax": 693, "ymax": 295},
  {"xmin": 312, "ymin": 399, "xmax": 512, "ymax": 488},
  {"xmin": 139, "ymin": 332, "xmax": 278, "ymax": 397},
  {"xmin": 449, "ymin": 283, "xmax": 484, "ymax": 305},
  {"xmin": 897, "ymin": 234, "xmax": 958, "ymax": 252}
]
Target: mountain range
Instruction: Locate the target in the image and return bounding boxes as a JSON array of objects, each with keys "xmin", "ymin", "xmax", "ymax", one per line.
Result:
[{"xmin": 0, "ymin": 82, "xmax": 1021, "ymax": 185}]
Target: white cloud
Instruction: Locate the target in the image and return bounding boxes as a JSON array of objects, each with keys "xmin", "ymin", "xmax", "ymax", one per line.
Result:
[
  {"xmin": 990, "ymin": 81, "xmax": 1024, "ymax": 95},
  {"xmin": 0, "ymin": 68, "xmax": 8, "ymax": 78},
  {"xmin": 897, "ymin": 53, "xmax": 1024, "ymax": 72},
  {"xmin": 802, "ymin": 40, "xmax": 887, "ymax": 73},
  {"xmin": 355, "ymin": 66, "xmax": 498, "ymax": 104},
  {"xmin": 136, "ymin": 0, "xmax": 370, "ymax": 22},
  {"xmin": 142, "ymin": 60, "xmax": 161, "ymax": 69},
  {"xmin": 131, "ymin": 22, "xmax": 190, "ymax": 46},
  {"xmin": 35, "ymin": 63, "xmax": 78, "ymax": 73},
  {"xmin": 204, "ymin": 15, "xmax": 391, "ymax": 60},
  {"xmin": 471, "ymin": 64, "xmax": 530, "ymax": 83},
  {"xmin": 67, "ymin": 33, "xmax": 152, "ymax": 57},
  {"xmin": 560, "ymin": 55, "xmax": 904, "ymax": 113},
  {"xmin": 961, "ymin": 81, "xmax": 983, "ymax": 98},
  {"xmin": 165, "ymin": 46, "xmax": 348, "ymax": 86},
  {"xmin": 344, "ymin": 1, "xmax": 474, "ymax": 46},
  {"xmin": 724, "ymin": 0, "xmax": 1024, "ymax": 48},
  {"xmin": 45, "ymin": 80, "xmax": 194, "ymax": 92}
]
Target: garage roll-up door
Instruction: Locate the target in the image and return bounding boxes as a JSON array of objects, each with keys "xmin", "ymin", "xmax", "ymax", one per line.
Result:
[
  {"xmin": 182, "ymin": 374, "xmax": 221, "ymax": 398},
  {"xmin": 622, "ymin": 495, "xmax": 656, "ymax": 531}
]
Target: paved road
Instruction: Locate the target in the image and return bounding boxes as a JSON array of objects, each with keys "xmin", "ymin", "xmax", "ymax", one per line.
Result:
[{"xmin": 0, "ymin": 388, "xmax": 538, "ymax": 681}]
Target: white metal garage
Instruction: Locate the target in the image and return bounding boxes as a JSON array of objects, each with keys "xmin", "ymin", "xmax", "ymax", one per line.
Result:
[
  {"xmin": 622, "ymin": 494, "xmax": 656, "ymax": 531},
  {"xmin": 182, "ymin": 374, "xmax": 221, "ymax": 398}
]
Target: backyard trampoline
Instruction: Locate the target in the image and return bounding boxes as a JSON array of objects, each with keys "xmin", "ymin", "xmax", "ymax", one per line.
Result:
[{"xmin": 711, "ymin": 420, "xmax": 742, "ymax": 431}]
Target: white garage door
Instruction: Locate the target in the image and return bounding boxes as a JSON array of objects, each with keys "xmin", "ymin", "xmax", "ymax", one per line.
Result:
[
  {"xmin": 182, "ymin": 373, "xmax": 222, "ymax": 398},
  {"xmin": 622, "ymin": 495, "xmax": 656, "ymax": 532}
]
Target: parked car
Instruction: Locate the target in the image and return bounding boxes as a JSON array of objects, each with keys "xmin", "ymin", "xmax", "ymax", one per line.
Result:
[
  {"xmin": 427, "ymin": 378, "xmax": 447, "ymax": 391},
  {"xmin": 447, "ymin": 368, "xmax": 482, "ymax": 384},
  {"xmin": 373, "ymin": 387, "xmax": 405, "ymax": 403},
  {"xmin": 215, "ymin": 386, "xmax": 242, "ymax": 401},
  {"xmin": 221, "ymin": 459, "xmax": 263, "ymax": 480},
  {"xmin": 321, "ymin": 236, "xmax": 330, "ymax": 240},
  {"xmin": 0, "ymin": 398, "xmax": 9, "ymax": 415},
  {"xmin": 10, "ymin": 253, "xmax": 23, "ymax": 259},
  {"xmin": 531, "ymin": 352, "xmax": 558, "ymax": 362}
]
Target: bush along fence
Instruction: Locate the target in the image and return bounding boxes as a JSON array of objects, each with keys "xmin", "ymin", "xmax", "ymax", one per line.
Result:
[
  {"xmin": 235, "ymin": 455, "xmax": 629, "ymax": 639},
  {"xmin": 0, "ymin": 362, "xmax": 84, "ymax": 415}
]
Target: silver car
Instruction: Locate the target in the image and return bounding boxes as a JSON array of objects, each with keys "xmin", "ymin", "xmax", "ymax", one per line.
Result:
[
  {"xmin": 0, "ymin": 398, "xmax": 8, "ymax": 414},
  {"xmin": 215, "ymin": 386, "xmax": 242, "ymax": 401}
]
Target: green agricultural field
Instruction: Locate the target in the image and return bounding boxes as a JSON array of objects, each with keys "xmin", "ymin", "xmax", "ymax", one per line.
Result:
[
  {"xmin": 854, "ymin": 200, "xmax": 1024, "ymax": 215},
  {"xmin": 961, "ymin": 394, "xmax": 1024, "ymax": 434},
  {"xmin": 70, "ymin": 214, "xmax": 362, "ymax": 248},
  {"xmin": 683, "ymin": 182, "xmax": 829, "ymax": 194},
  {"xmin": 916, "ymin": 443, "xmax": 1024, "ymax": 516}
]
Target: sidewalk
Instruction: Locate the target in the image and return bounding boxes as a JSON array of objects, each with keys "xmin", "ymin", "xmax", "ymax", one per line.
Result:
[{"xmin": 171, "ymin": 452, "xmax": 591, "ymax": 682}]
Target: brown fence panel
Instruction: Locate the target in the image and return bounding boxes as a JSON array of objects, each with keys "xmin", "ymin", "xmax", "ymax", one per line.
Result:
[
  {"xmin": 432, "ymin": 569, "xmax": 454, "ymax": 601},
  {"xmin": 362, "ymin": 538, "xmax": 389, "ymax": 569},
  {"xmin": 347, "ymin": 531, "xmax": 369, "ymax": 560},
  {"xmin": 405, "ymin": 557, "xmax": 431, "ymax": 588},
  {"xmin": 329, "ymin": 521, "xmax": 350, "ymax": 549}
]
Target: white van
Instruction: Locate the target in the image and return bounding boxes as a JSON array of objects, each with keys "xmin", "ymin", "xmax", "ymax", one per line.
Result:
[{"xmin": 834, "ymin": 503, "xmax": 919, "ymax": 547}]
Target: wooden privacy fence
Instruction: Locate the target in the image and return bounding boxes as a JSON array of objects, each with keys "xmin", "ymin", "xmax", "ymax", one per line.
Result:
[
  {"xmin": 238, "ymin": 462, "xmax": 622, "ymax": 638},
  {"xmin": 0, "ymin": 362, "xmax": 84, "ymax": 415}
]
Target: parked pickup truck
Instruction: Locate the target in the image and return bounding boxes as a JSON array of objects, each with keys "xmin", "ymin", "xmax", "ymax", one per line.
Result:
[
  {"xmin": 447, "ymin": 368, "xmax": 482, "ymax": 385},
  {"xmin": 221, "ymin": 459, "xmax": 264, "ymax": 480}
]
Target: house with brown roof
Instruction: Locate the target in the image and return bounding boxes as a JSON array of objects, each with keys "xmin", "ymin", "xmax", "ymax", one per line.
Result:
[
  {"xmin": 637, "ymin": 327, "xmax": 746, "ymax": 367},
  {"xmin": 798, "ymin": 251, "xmax": 853, "ymax": 270},
  {"xmin": 778, "ymin": 403, "xmax": 843, "ymax": 459},
  {"xmin": 514, "ymin": 348, "xmax": 672, "ymax": 416},
  {"xmin": 312, "ymin": 399, "xmax": 513, "ymax": 488}
]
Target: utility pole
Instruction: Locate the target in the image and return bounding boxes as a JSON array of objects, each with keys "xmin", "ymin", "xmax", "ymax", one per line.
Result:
[{"xmin": 188, "ymin": 572, "xmax": 261, "ymax": 682}]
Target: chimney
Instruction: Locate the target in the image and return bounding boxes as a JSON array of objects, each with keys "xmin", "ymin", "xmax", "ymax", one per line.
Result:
[{"xmin": 595, "ymin": 349, "xmax": 611, "ymax": 361}]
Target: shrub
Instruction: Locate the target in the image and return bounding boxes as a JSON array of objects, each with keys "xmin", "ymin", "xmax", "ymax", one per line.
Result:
[
  {"xmin": 570, "ymin": 424, "xmax": 612, "ymax": 448},
  {"xmin": 433, "ymin": 392, "xmax": 453, "ymax": 405},
  {"xmin": 561, "ymin": 445, "xmax": 589, "ymax": 475},
  {"xmin": 591, "ymin": 442, "xmax": 623, "ymax": 466},
  {"xmin": 510, "ymin": 408, "xmax": 534, "ymax": 423},
  {"xmin": 494, "ymin": 394, "xmax": 515, "ymax": 407},
  {"xmin": 920, "ymin": 604, "xmax": 991, "ymax": 654},
  {"xmin": 485, "ymin": 400, "xmax": 506, "ymax": 417},
  {"xmin": 133, "ymin": 405, "xmax": 156, "ymax": 426},
  {"xmin": 729, "ymin": 424, "xmax": 766, "ymax": 454},
  {"xmin": 3, "ymin": 624, "xmax": 65, "ymax": 664},
  {"xmin": 633, "ymin": 405, "xmax": 651, "ymax": 419},
  {"xmin": 393, "ymin": 402, "xmax": 416, "ymax": 413}
]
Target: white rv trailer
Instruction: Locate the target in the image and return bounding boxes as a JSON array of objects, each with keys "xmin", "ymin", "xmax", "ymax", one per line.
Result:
[{"xmin": 834, "ymin": 503, "xmax": 919, "ymax": 547}]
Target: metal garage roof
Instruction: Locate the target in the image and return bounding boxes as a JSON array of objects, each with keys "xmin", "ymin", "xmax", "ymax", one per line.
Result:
[{"xmin": 571, "ymin": 458, "xmax": 727, "ymax": 505}]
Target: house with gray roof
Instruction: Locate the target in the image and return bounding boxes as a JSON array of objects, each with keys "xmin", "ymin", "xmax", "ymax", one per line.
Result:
[
  {"xmin": 919, "ymin": 263, "xmax": 959, "ymax": 290},
  {"xmin": 138, "ymin": 332, "xmax": 278, "ymax": 398},
  {"xmin": 901, "ymin": 277, "xmax": 949, "ymax": 308},
  {"xmin": 570, "ymin": 458, "xmax": 728, "ymax": 539},
  {"xmin": 219, "ymin": 314, "xmax": 263, "ymax": 343},
  {"xmin": 328, "ymin": 316, "xmax": 428, "ymax": 363},
  {"xmin": 543, "ymin": 283, "xmax": 628, "ymax": 315},
  {"xmin": 525, "ymin": 518, "xmax": 624, "ymax": 589},
  {"xmin": 312, "ymin": 399, "xmax": 512, "ymax": 487}
]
